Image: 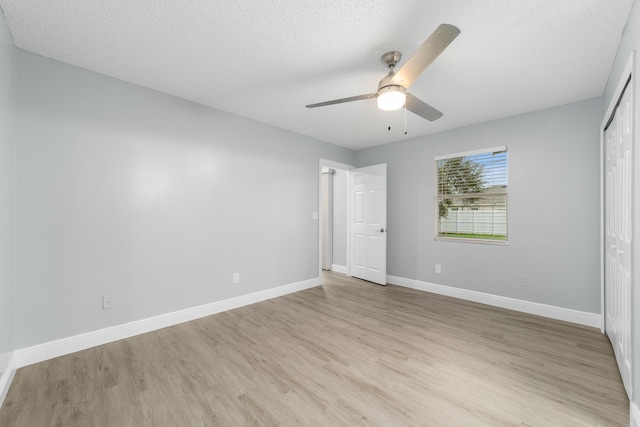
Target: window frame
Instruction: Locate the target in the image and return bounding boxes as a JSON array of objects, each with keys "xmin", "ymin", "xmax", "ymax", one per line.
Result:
[{"xmin": 434, "ymin": 146, "xmax": 508, "ymax": 245}]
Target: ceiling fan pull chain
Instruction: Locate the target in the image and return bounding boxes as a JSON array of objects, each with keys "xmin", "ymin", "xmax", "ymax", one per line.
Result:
[{"xmin": 404, "ymin": 102, "xmax": 408, "ymax": 135}]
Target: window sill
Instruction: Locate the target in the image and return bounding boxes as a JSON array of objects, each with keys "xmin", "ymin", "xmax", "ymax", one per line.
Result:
[{"xmin": 435, "ymin": 236, "xmax": 509, "ymax": 246}]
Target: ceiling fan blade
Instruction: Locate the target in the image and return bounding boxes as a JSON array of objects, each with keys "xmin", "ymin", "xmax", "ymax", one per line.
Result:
[
  {"xmin": 305, "ymin": 93, "xmax": 377, "ymax": 108},
  {"xmin": 406, "ymin": 93, "xmax": 443, "ymax": 121},
  {"xmin": 391, "ymin": 24, "xmax": 461, "ymax": 88}
]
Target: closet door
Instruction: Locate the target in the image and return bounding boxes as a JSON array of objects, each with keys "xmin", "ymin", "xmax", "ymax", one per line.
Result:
[{"xmin": 604, "ymin": 76, "xmax": 633, "ymax": 398}]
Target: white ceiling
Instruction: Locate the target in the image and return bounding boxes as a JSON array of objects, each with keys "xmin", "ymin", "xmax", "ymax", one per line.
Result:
[{"xmin": 0, "ymin": 0, "xmax": 635, "ymax": 150}]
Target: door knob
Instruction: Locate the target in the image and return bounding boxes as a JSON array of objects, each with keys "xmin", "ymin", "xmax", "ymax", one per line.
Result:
[{"xmin": 379, "ymin": 228, "xmax": 386, "ymax": 233}]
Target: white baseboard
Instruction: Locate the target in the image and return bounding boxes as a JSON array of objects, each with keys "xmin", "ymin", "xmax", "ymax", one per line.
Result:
[
  {"xmin": 387, "ymin": 275, "xmax": 601, "ymax": 328},
  {"xmin": 15, "ymin": 277, "xmax": 321, "ymax": 369},
  {"xmin": 632, "ymin": 402, "xmax": 640, "ymax": 427},
  {"xmin": 0, "ymin": 352, "xmax": 17, "ymax": 409},
  {"xmin": 331, "ymin": 264, "xmax": 347, "ymax": 274}
]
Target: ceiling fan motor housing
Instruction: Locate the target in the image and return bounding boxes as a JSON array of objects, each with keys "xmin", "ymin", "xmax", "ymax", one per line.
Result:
[{"xmin": 377, "ymin": 83, "xmax": 406, "ymax": 96}]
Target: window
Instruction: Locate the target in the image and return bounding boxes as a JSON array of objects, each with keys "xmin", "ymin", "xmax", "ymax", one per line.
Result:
[{"xmin": 435, "ymin": 146, "xmax": 508, "ymax": 243}]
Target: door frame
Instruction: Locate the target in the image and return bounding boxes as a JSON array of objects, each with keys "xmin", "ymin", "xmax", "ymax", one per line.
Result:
[
  {"xmin": 601, "ymin": 51, "xmax": 635, "ymax": 334},
  {"xmin": 318, "ymin": 158, "xmax": 354, "ymax": 279}
]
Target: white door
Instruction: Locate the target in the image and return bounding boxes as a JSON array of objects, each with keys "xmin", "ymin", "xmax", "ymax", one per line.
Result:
[
  {"xmin": 604, "ymin": 76, "xmax": 633, "ymax": 398},
  {"xmin": 350, "ymin": 164, "xmax": 387, "ymax": 285}
]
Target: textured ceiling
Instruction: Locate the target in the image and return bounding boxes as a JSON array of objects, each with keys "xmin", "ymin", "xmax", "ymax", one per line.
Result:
[{"xmin": 0, "ymin": 0, "xmax": 635, "ymax": 150}]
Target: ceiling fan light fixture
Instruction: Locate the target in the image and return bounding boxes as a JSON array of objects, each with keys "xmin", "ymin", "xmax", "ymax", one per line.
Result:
[{"xmin": 377, "ymin": 85, "xmax": 406, "ymax": 111}]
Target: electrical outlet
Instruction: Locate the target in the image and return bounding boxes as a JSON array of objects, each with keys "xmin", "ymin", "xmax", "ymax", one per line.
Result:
[
  {"xmin": 102, "ymin": 295, "xmax": 114, "ymax": 309},
  {"xmin": 233, "ymin": 273, "xmax": 240, "ymax": 284},
  {"xmin": 519, "ymin": 275, "xmax": 527, "ymax": 287},
  {"xmin": 435, "ymin": 264, "xmax": 442, "ymax": 274}
]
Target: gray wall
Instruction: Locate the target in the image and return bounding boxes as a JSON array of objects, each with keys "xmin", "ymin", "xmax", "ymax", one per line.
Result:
[
  {"xmin": 15, "ymin": 50, "xmax": 354, "ymax": 348},
  {"xmin": 356, "ymin": 98, "xmax": 603, "ymax": 314},
  {"xmin": 331, "ymin": 168, "xmax": 348, "ymax": 268},
  {"xmin": 0, "ymin": 10, "xmax": 16, "ymax": 380},
  {"xmin": 605, "ymin": 0, "xmax": 640, "ymax": 412}
]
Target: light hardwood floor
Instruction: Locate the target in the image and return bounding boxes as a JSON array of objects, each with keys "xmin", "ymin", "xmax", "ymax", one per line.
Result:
[{"xmin": 0, "ymin": 272, "xmax": 629, "ymax": 426}]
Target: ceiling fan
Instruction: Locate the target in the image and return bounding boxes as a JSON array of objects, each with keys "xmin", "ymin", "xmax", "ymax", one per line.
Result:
[{"xmin": 305, "ymin": 24, "xmax": 461, "ymax": 122}]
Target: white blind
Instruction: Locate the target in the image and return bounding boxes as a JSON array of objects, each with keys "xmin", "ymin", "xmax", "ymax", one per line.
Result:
[{"xmin": 436, "ymin": 147, "xmax": 507, "ymax": 198}]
